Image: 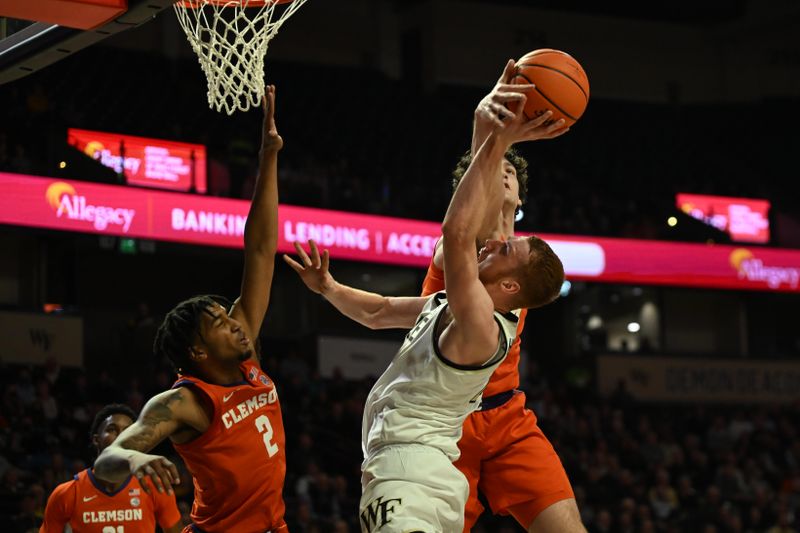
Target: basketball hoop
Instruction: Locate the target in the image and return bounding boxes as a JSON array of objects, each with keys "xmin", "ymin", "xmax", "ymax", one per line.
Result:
[{"xmin": 174, "ymin": 0, "xmax": 306, "ymax": 115}]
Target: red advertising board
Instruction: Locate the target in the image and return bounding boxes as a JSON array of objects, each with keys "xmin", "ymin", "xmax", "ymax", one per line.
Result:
[
  {"xmin": 2, "ymin": 172, "xmax": 799, "ymax": 293},
  {"xmin": 67, "ymin": 128, "xmax": 207, "ymax": 193},
  {"xmin": 677, "ymin": 193, "xmax": 770, "ymax": 244}
]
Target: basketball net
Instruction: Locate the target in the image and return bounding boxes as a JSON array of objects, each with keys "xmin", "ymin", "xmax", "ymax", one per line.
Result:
[{"xmin": 174, "ymin": 0, "xmax": 306, "ymax": 115}]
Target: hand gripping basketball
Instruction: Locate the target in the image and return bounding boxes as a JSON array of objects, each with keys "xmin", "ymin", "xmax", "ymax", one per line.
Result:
[
  {"xmin": 493, "ymin": 96, "xmax": 569, "ymax": 145},
  {"xmin": 479, "ymin": 60, "xmax": 569, "ymax": 141},
  {"xmin": 475, "ymin": 59, "xmax": 533, "ymax": 129}
]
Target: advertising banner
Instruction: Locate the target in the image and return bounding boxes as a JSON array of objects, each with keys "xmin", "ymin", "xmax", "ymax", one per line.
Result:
[
  {"xmin": 677, "ymin": 193, "xmax": 770, "ymax": 244},
  {"xmin": 68, "ymin": 128, "xmax": 207, "ymax": 193},
  {"xmin": 2, "ymin": 172, "xmax": 800, "ymax": 292}
]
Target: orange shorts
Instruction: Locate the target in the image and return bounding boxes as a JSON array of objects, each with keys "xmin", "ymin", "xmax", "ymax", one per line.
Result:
[{"xmin": 454, "ymin": 390, "xmax": 574, "ymax": 531}]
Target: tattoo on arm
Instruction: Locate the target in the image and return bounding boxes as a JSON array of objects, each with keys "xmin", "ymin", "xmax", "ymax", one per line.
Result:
[{"xmin": 116, "ymin": 389, "xmax": 184, "ymax": 452}]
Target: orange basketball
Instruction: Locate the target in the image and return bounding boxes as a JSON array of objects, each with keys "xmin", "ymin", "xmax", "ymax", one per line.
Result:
[{"xmin": 509, "ymin": 49, "xmax": 589, "ymax": 127}]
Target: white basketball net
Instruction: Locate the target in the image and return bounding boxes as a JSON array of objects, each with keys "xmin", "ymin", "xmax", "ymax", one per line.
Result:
[{"xmin": 174, "ymin": 0, "xmax": 306, "ymax": 115}]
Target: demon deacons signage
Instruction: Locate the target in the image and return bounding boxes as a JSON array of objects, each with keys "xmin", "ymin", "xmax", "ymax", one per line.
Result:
[
  {"xmin": 598, "ymin": 355, "xmax": 800, "ymax": 404},
  {"xmin": 0, "ymin": 310, "xmax": 83, "ymax": 366}
]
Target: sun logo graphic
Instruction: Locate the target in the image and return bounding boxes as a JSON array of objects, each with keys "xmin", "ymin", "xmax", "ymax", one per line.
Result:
[
  {"xmin": 44, "ymin": 181, "xmax": 136, "ymax": 232},
  {"xmin": 45, "ymin": 182, "xmax": 76, "ymax": 211},
  {"xmin": 730, "ymin": 248, "xmax": 799, "ymax": 289},
  {"xmin": 729, "ymin": 248, "xmax": 754, "ymax": 272},
  {"xmin": 84, "ymin": 140, "xmax": 105, "ymax": 158}
]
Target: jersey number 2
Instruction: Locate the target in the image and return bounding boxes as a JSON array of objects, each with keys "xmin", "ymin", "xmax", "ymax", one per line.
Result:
[{"xmin": 255, "ymin": 414, "xmax": 279, "ymax": 457}]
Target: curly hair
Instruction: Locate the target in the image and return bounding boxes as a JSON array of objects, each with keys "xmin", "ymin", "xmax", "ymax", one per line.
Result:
[
  {"xmin": 451, "ymin": 147, "xmax": 529, "ymax": 206},
  {"xmin": 153, "ymin": 295, "xmax": 232, "ymax": 374}
]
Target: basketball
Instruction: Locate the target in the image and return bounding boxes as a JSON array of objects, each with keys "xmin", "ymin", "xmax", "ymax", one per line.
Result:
[{"xmin": 509, "ymin": 49, "xmax": 589, "ymax": 127}]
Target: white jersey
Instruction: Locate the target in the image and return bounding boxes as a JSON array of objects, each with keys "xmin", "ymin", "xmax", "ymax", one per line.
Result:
[{"xmin": 362, "ymin": 292, "xmax": 520, "ymax": 462}]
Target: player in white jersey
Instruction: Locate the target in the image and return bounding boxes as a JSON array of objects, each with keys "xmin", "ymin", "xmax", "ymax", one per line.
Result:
[
  {"xmin": 285, "ymin": 87, "xmax": 566, "ymax": 533},
  {"xmin": 358, "ymin": 292, "xmax": 520, "ymax": 532},
  {"xmin": 362, "ymin": 292, "xmax": 519, "ymax": 463}
]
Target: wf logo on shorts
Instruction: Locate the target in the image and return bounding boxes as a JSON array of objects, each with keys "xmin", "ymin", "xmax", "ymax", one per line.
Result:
[{"xmin": 360, "ymin": 496, "xmax": 402, "ymax": 531}]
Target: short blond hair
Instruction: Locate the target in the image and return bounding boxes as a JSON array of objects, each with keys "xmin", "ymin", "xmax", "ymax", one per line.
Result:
[{"xmin": 510, "ymin": 236, "xmax": 564, "ymax": 309}]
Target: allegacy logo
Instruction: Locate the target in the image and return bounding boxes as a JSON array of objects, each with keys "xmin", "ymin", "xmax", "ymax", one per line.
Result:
[
  {"xmin": 46, "ymin": 182, "xmax": 135, "ymax": 232},
  {"xmin": 730, "ymin": 248, "xmax": 800, "ymax": 289}
]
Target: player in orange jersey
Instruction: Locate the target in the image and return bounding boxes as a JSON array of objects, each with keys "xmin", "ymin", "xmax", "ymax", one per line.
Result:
[
  {"xmin": 422, "ymin": 61, "xmax": 585, "ymax": 532},
  {"xmin": 94, "ymin": 85, "xmax": 287, "ymax": 533},
  {"xmin": 40, "ymin": 403, "xmax": 182, "ymax": 533}
]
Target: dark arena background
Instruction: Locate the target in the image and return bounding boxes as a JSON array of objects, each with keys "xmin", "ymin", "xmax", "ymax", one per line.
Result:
[{"xmin": 1, "ymin": 0, "xmax": 800, "ymax": 531}]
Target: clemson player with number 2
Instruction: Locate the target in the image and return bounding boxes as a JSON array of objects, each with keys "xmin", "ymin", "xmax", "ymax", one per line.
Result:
[{"xmin": 94, "ymin": 85, "xmax": 288, "ymax": 533}]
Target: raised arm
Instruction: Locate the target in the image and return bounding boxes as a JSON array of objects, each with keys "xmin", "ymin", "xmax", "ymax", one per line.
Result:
[
  {"xmin": 284, "ymin": 240, "xmax": 428, "ymax": 330},
  {"xmin": 440, "ymin": 133, "xmax": 510, "ymax": 363},
  {"xmin": 94, "ymin": 387, "xmax": 208, "ymax": 495},
  {"xmin": 230, "ymin": 85, "xmax": 282, "ymax": 342},
  {"xmin": 441, "ymin": 88, "xmax": 565, "ymax": 364}
]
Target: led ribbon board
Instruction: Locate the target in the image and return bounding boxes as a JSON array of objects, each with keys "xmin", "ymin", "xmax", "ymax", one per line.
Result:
[{"xmin": 1, "ymin": 173, "xmax": 799, "ymax": 293}]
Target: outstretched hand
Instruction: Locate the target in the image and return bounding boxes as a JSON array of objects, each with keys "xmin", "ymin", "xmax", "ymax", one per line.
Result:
[
  {"xmin": 283, "ymin": 240, "xmax": 334, "ymax": 295},
  {"xmin": 260, "ymin": 85, "xmax": 283, "ymax": 153}
]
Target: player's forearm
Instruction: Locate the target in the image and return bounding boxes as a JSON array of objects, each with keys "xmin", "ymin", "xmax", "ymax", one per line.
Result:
[
  {"xmin": 94, "ymin": 445, "xmax": 139, "ymax": 484},
  {"xmin": 442, "ymin": 133, "xmax": 507, "ymax": 244},
  {"xmin": 243, "ymin": 148, "xmax": 279, "ymax": 255},
  {"xmin": 471, "ymin": 113, "xmax": 492, "ymax": 156},
  {"xmin": 321, "ymin": 281, "xmax": 390, "ymax": 330}
]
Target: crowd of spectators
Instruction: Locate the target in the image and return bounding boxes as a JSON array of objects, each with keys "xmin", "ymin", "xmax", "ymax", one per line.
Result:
[
  {"xmin": 1, "ymin": 344, "xmax": 798, "ymax": 532},
  {"xmin": 0, "ymin": 47, "xmax": 797, "ymax": 246}
]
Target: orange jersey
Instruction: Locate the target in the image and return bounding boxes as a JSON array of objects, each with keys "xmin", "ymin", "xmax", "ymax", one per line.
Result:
[
  {"xmin": 172, "ymin": 360, "xmax": 287, "ymax": 533},
  {"xmin": 421, "ymin": 259, "xmax": 527, "ymax": 397},
  {"xmin": 40, "ymin": 468, "xmax": 180, "ymax": 533}
]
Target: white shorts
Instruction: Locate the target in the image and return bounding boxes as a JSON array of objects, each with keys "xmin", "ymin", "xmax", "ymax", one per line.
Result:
[{"xmin": 359, "ymin": 444, "xmax": 468, "ymax": 533}]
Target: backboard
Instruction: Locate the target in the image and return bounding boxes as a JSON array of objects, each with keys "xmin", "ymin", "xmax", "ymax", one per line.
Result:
[{"xmin": 0, "ymin": 0, "xmax": 175, "ymax": 85}]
